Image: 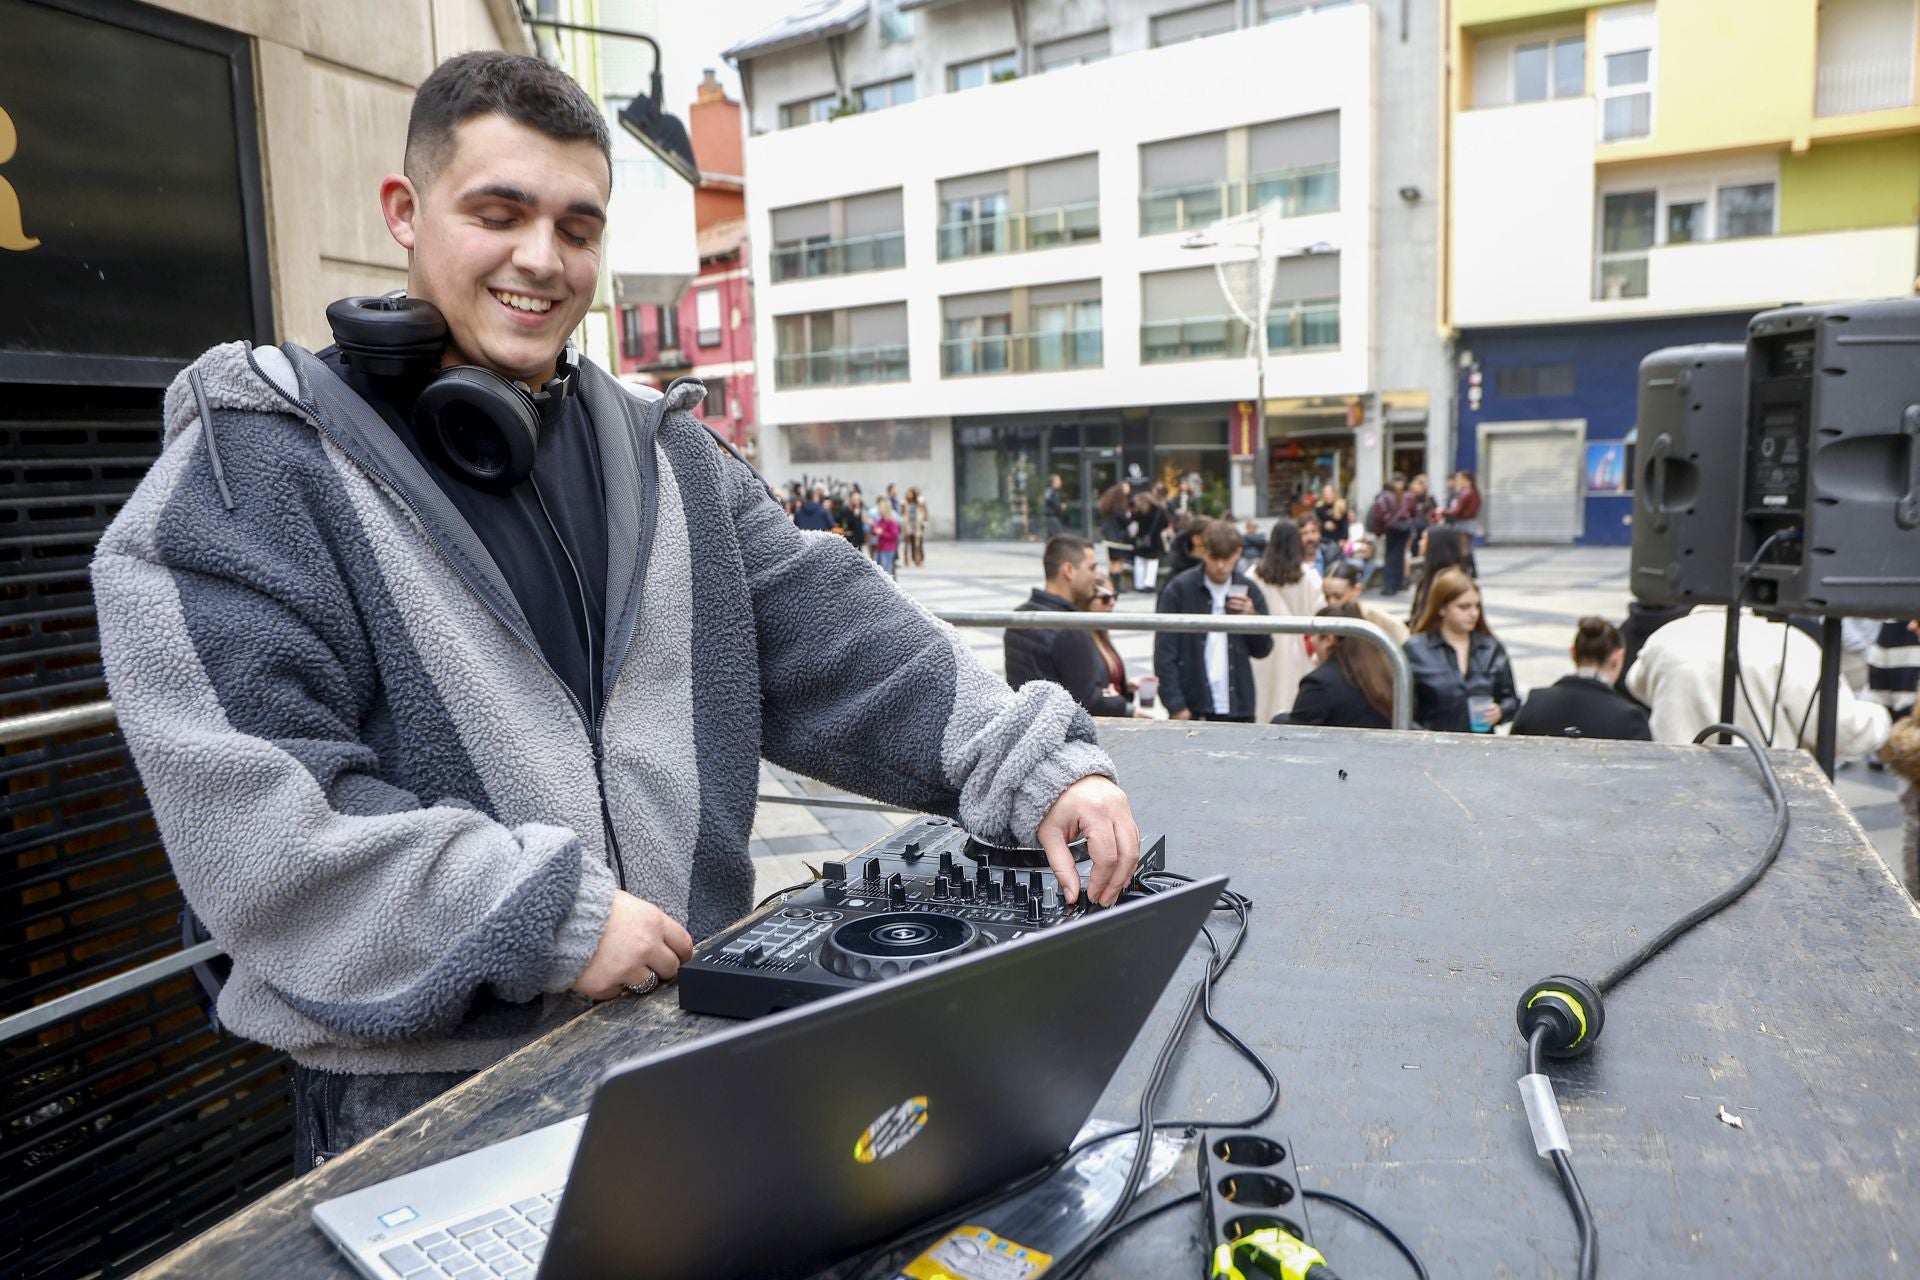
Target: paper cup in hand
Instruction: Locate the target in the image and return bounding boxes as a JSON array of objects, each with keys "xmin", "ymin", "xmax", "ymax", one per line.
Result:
[{"xmin": 1136, "ymin": 676, "xmax": 1159, "ymax": 709}]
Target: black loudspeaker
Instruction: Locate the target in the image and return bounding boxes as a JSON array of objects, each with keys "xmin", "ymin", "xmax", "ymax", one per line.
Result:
[
  {"xmin": 1740, "ymin": 299, "xmax": 1920, "ymax": 616},
  {"xmin": 1630, "ymin": 344, "xmax": 1746, "ymax": 606}
]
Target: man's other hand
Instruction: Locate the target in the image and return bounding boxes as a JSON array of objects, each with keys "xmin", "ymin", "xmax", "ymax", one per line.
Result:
[
  {"xmin": 573, "ymin": 890, "xmax": 694, "ymax": 1000},
  {"xmin": 1035, "ymin": 775, "xmax": 1141, "ymax": 907}
]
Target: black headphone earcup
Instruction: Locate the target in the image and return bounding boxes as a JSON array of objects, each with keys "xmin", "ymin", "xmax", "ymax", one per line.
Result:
[
  {"xmin": 326, "ymin": 296, "xmax": 449, "ymax": 377},
  {"xmin": 414, "ymin": 367, "xmax": 541, "ymax": 490}
]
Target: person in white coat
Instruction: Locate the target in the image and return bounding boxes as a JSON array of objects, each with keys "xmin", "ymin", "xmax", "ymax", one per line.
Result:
[
  {"xmin": 1625, "ymin": 606, "xmax": 1891, "ymax": 756},
  {"xmin": 1248, "ymin": 519, "xmax": 1326, "ymax": 723}
]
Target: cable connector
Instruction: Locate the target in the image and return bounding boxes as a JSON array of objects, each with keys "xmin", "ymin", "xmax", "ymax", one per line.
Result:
[
  {"xmin": 1213, "ymin": 1227, "xmax": 1340, "ymax": 1280},
  {"xmin": 1516, "ymin": 975, "xmax": 1605, "ymax": 1059}
]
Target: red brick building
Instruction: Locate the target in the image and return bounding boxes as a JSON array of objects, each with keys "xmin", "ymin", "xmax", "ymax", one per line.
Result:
[{"xmin": 618, "ymin": 70, "xmax": 756, "ymax": 453}]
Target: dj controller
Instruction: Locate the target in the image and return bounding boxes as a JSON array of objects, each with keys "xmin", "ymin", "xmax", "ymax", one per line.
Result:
[{"xmin": 678, "ymin": 815, "xmax": 1168, "ymax": 1019}]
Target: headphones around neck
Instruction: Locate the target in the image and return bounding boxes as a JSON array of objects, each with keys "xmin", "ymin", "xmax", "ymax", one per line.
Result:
[{"xmin": 325, "ymin": 293, "xmax": 578, "ymax": 490}]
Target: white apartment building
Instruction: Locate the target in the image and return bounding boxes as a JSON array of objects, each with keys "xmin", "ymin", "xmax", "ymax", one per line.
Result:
[{"xmin": 728, "ymin": 0, "xmax": 1451, "ymax": 539}]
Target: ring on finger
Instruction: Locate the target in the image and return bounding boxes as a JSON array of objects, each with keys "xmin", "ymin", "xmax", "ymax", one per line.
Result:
[{"xmin": 623, "ymin": 969, "xmax": 661, "ymax": 997}]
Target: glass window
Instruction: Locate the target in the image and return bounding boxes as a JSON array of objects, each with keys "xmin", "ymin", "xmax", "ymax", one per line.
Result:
[
  {"xmin": 1495, "ymin": 367, "xmax": 1536, "ymax": 397},
  {"xmin": 1152, "ymin": 1, "xmax": 1238, "ymax": 47},
  {"xmin": 702, "ymin": 376, "xmax": 727, "ymax": 419},
  {"xmin": 949, "ymin": 52, "xmax": 1018, "ymax": 92},
  {"xmin": 1601, "ymin": 50, "xmax": 1652, "ymax": 140},
  {"xmin": 1514, "ymin": 43, "xmax": 1550, "ymax": 102},
  {"xmin": 1666, "ymin": 200, "xmax": 1705, "ymax": 243},
  {"xmin": 1598, "ymin": 190, "xmax": 1656, "ymax": 299},
  {"xmin": 877, "ymin": 0, "xmax": 914, "ymax": 45},
  {"xmin": 940, "ymin": 191, "xmax": 1010, "ymax": 258},
  {"xmin": 1537, "ymin": 364, "xmax": 1575, "ymax": 397},
  {"xmin": 695, "ymin": 290, "xmax": 722, "ymax": 345},
  {"xmin": 1718, "ymin": 183, "xmax": 1775, "ymax": 239},
  {"xmin": 1606, "ymin": 49, "xmax": 1650, "ymax": 87},
  {"xmin": 779, "ymin": 94, "xmax": 837, "ymax": 129},
  {"xmin": 1553, "ymin": 38, "xmax": 1586, "ymax": 97},
  {"xmin": 620, "ymin": 306, "xmax": 642, "ymax": 360},
  {"xmin": 857, "ymin": 77, "xmax": 914, "ymax": 113},
  {"xmin": 657, "ymin": 304, "xmax": 679, "ymax": 350}
]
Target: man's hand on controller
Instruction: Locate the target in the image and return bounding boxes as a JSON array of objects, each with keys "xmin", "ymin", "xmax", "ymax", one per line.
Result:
[
  {"xmin": 1035, "ymin": 775, "xmax": 1142, "ymax": 908},
  {"xmin": 573, "ymin": 890, "xmax": 694, "ymax": 1000}
]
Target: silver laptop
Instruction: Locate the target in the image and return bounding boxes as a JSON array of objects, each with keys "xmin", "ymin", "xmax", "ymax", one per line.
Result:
[{"xmin": 312, "ymin": 875, "xmax": 1225, "ymax": 1280}]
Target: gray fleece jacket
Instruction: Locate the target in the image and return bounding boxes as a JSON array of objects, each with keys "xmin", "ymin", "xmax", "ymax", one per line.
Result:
[{"xmin": 92, "ymin": 341, "xmax": 1114, "ymax": 1074}]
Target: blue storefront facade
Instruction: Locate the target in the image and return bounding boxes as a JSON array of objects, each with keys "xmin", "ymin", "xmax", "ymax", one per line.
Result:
[{"xmin": 1455, "ymin": 311, "xmax": 1754, "ymax": 545}]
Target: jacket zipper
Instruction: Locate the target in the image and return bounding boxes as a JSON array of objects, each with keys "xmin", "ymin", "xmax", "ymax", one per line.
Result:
[{"xmin": 284, "ymin": 393, "xmax": 629, "ymax": 888}]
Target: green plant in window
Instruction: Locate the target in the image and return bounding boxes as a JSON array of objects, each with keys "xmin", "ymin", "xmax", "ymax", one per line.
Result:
[
  {"xmin": 991, "ymin": 68, "xmax": 1019, "ymax": 83},
  {"xmin": 829, "ymin": 96, "xmax": 861, "ymax": 120}
]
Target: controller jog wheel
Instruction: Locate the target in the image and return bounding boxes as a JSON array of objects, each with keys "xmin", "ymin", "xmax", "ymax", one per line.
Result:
[{"xmin": 820, "ymin": 912, "xmax": 977, "ymax": 982}]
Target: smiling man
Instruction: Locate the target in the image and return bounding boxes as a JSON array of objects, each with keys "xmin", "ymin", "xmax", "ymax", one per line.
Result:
[{"xmin": 91, "ymin": 52, "xmax": 1139, "ymax": 1173}]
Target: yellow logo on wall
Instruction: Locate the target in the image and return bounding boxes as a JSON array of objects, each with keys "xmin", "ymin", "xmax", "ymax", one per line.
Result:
[
  {"xmin": 0, "ymin": 105, "xmax": 41, "ymax": 252},
  {"xmin": 854, "ymin": 1095, "xmax": 929, "ymax": 1164}
]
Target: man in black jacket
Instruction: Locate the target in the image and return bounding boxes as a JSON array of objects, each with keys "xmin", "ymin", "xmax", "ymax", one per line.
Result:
[
  {"xmin": 1154, "ymin": 522, "xmax": 1272, "ymax": 721},
  {"xmin": 1005, "ymin": 536, "xmax": 1132, "ymax": 717}
]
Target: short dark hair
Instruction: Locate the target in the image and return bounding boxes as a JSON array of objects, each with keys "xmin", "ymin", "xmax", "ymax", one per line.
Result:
[
  {"xmin": 1201, "ymin": 522, "xmax": 1244, "ymax": 559},
  {"xmin": 1044, "ymin": 535, "xmax": 1095, "ymax": 580},
  {"xmin": 405, "ymin": 51, "xmax": 611, "ymax": 191},
  {"xmin": 1327, "ymin": 561, "xmax": 1365, "ymax": 587}
]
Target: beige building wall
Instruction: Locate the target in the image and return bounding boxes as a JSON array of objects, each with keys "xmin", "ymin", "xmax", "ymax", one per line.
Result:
[{"xmin": 144, "ymin": 0, "xmax": 531, "ymax": 349}]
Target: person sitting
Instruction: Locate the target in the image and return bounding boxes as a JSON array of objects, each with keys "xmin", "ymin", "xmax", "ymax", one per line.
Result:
[
  {"xmin": 1285, "ymin": 602, "xmax": 1396, "ymax": 730},
  {"xmin": 1248, "ymin": 520, "xmax": 1325, "ymax": 725},
  {"xmin": 1004, "ymin": 536, "xmax": 1132, "ymax": 717},
  {"xmin": 1511, "ymin": 618, "xmax": 1653, "ymax": 741},
  {"xmin": 1323, "ymin": 561, "xmax": 1408, "ymax": 647},
  {"xmin": 1084, "ymin": 569, "xmax": 1136, "ymax": 713},
  {"xmin": 1404, "ymin": 567, "xmax": 1520, "ymax": 733},
  {"xmin": 1154, "ymin": 521, "xmax": 1272, "ymax": 722}
]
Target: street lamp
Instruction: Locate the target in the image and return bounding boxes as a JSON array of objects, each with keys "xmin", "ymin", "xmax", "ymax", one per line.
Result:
[
  {"xmin": 516, "ymin": 2, "xmax": 699, "ymax": 186},
  {"xmin": 1181, "ymin": 213, "xmax": 1333, "ymax": 519}
]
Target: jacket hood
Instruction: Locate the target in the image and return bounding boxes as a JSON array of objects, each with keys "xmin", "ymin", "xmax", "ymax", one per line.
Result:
[{"xmin": 161, "ymin": 342, "xmax": 301, "ymax": 446}]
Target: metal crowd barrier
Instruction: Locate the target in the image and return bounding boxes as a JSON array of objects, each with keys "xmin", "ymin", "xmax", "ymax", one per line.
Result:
[{"xmin": 0, "ymin": 610, "xmax": 1408, "ymax": 1044}]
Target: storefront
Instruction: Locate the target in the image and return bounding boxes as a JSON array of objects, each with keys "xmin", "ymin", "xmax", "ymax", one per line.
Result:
[{"xmin": 951, "ymin": 408, "xmax": 1233, "ymax": 540}]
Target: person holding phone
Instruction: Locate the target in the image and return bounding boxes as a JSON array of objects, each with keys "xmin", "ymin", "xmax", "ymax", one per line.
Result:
[
  {"xmin": 1153, "ymin": 521, "xmax": 1272, "ymax": 722},
  {"xmin": 1404, "ymin": 567, "xmax": 1519, "ymax": 733}
]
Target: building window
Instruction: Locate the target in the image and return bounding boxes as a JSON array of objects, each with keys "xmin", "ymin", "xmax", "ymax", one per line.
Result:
[
  {"xmin": 779, "ymin": 93, "xmax": 838, "ymax": 129},
  {"xmin": 695, "ymin": 289, "xmax": 722, "ymax": 346},
  {"xmin": 1666, "ymin": 200, "xmax": 1705, "ymax": 244},
  {"xmin": 1036, "ymin": 28, "xmax": 1110, "ymax": 71},
  {"xmin": 771, "ymin": 193, "xmax": 907, "ymax": 281},
  {"xmin": 948, "ymin": 51, "xmax": 1018, "ymax": 92},
  {"xmin": 877, "ymin": 0, "xmax": 914, "ymax": 46},
  {"xmin": 1597, "ymin": 3, "xmax": 1655, "ymax": 142},
  {"xmin": 938, "ymin": 183, "xmax": 1011, "ymax": 259},
  {"xmin": 620, "ymin": 306, "xmax": 643, "ymax": 361},
  {"xmin": 857, "ymin": 76, "xmax": 915, "ymax": 113},
  {"xmin": 1598, "ymin": 190, "xmax": 1656, "ymax": 298},
  {"xmin": 1816, "ymin": 0, "xmax": 1918, "ymax": 116},
  {"xmin": 775, "ymin": 305, "xmax": 909, "ymax": 388},
  {"xmin": 1514, "ymin": 36, "xmax": 1585, "ymax": 102},
  {"xmin": 1717, "ymin": 182, "xmax": 1776, "ymax": 239},
  {"xmin": 1261, "ymin": 0, "xmax": 1355, "ymax": 19},
  {"xmin": 1152, "ymin": 1, "xmax": 1238, "ymax": 47},
  {"xmin": 1537, "ymin": 364, "xmax": 1575, "ymax": 397},
  {"xmin": 1495, "ymin": 365, "xmax": 1576, "ymax": 397},
  {"xmin": 702, "ymin": 376, "xmax": 728, "ymax": 419},
  {"xmin": 657, "ymin": 303, "xmax": 680, "ymax": 351}
]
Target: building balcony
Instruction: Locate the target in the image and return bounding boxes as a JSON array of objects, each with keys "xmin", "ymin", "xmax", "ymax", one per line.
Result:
[
  {"xmin": 1268, "ymin": 300, "xmax": 1341, "ymax": 352},
  {"xmin": 770, "ymin": 230, "xmax": 906, "ymax": 282},
  {"xmin": 936, "ymin": 202, "xmax": 1101, "ymax": 260},
  {"xmin": 1141, "ymin": 315, "xmax": 1248, "ymax": 363},
  {"xmin": 774, "ymin": 345, "xmax": 910, "ymax": 389},
  {"xmin": 941, "ymin": 329, "xmax": 1104, "ymax": 377},
  {"xmin": 1138, "ymin": 164, "xmax": 1339, "ymax": 236},
  {"xmin": 1816, "ymin": 57, "xmax": 1915, "ymax": 117}
]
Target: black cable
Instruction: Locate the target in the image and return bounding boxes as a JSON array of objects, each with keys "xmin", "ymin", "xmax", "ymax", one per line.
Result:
[
  {"xmin": 1595, "ymin": 722, "xmax": 1789, "ymax": 995},
  {"xmin": 754, "ymin": 878, "xmax": 814, "ymax": 910},
  {"xmin": 1763, "ymin": 616, "xmax": 1792, "ymax": 748},
  {"xmin": 1530, "ymin": 1025, "xmax": 1597, "ymax": 1280},
  {"xmin": 1303, "ymin": 1189, "xmax": 1431, "ymax": 1280},
  {"xmin": 1066, "ymin": 1188, "xmax": 1203, "ymax": 1269},
  {"xmin": 1731, "ymin": 529, "xmax": 1792, "ymax": 742}
]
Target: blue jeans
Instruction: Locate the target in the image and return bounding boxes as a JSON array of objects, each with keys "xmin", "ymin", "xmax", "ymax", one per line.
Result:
[{"xmin": 876, "ymin": 549, "xmax": 897, "ymax": 575}]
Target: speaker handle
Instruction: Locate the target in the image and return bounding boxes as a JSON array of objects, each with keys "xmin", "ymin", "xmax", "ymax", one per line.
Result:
[
  {"xmin": 1900, "ymin": 404, "xmax": 1920, "ymax": 531},
  {"xmin": 1643, "ymin": 432, "xmax": 1671, "ymax": 533}
]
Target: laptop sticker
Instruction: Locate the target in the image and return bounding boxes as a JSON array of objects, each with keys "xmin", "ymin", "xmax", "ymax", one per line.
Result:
[
  {"xmin": 902, "ymin": 1226, "xmax": 1053, "ymax": 1280},
  {"xmin": 853, "ymin": 1095, "xmax": 929, "ymax": 1164}
]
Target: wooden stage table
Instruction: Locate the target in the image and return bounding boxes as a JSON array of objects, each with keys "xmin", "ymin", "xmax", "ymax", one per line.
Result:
[{"xmin": 134, "ymin": 723, "xmax": 1920, "ymax": 1278}]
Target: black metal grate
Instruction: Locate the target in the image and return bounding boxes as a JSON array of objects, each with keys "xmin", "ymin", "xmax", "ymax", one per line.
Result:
[{"xmin": 2, "ymin": 383, "xmax": 293, "ymax": 1279}]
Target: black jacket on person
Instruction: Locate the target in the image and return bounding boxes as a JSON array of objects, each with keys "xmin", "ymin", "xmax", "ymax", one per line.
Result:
[
  {"xmin": 794, "ymin": 500, "xmax": 835, "ymax": 531},
  {"xmin": 1003, "ymin": 589, "xmax": 1130, "ymax": 717},
  {"xmin": 1403, "ymin": 629, "xmax": 1520, "ymax": 732},
  {"xmin": 1511, "ymin": 675, "xmax": 1652, "ymax": 741},
  {"xmin": 1284, "ymin": 659, "xmax": 1391, "ymax": 730},
  {"xmin": 1132, "ymin": 505, "xmax": 1169, "ymax": 560},
  {"xmin": 1100, "ymin": 510, "xmax": 1134, "ymax": 551},
  {"xmin": 1153, "ymin": 566, "xmax": 1273, "ymax": 719}
]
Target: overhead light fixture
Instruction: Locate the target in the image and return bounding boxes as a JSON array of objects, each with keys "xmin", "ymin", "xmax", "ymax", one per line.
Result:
[
  {"xmin": 619, "ymin": 71, "xmax": 699, "ymax": 187},
  {"xmin": 517, "ymin": 2, "xmax": 699, "ymax": 187}
]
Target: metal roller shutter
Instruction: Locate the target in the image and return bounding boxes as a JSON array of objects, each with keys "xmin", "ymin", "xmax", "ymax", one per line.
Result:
[{"xmin": 1484, "ymin": 424, "xmax": 1583, "ymax": 542}]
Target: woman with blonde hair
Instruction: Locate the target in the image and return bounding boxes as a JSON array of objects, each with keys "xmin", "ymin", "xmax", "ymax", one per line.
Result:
[
  {"xmin": 1403, "ymin": 566, "xmax": 1519, "ymax": 733},
  {"xmin": 1247, "ymin": 519, "xmax": 1325, "ymax": 723}
]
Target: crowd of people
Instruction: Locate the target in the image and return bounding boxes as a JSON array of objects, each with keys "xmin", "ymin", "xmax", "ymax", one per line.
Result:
[
  {"xmin": 999, "ymin": 513, "xmax": 1920, "ymax": 894},
  {"xmin": 783, "ymin": 480, "xmax": 928, "ymax": 576}
]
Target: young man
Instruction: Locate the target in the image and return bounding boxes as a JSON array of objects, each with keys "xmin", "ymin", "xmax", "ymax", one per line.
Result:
[
  {"xmin": 91, "ymin": 52, "xmax": 1138, "ymax": 1171},
  {"xmin": 1153, "ymin": 522, "xmax": 1273, "ymax": 722},
  {"xmin": 1004, "ymin": 536, "xmax": 1131, "ymax": 717}
]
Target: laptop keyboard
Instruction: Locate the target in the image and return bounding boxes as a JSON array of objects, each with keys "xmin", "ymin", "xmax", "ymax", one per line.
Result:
[{"xmin": 374, "ymin": 1188, "xmax": 563, "ymax": 1277}]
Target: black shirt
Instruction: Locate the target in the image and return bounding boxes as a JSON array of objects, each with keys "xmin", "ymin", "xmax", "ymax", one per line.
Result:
[
  {"xmin": 1003, "ymin": 589, "xmax": 1129, "ymax": 717},
  {"xmin": 1511, "ymin": 675, "xmax": 1653, "ymax": 742},
  {"xmin": 319, "ymin": 348, "xmax": 609, "ymax": 726}
]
